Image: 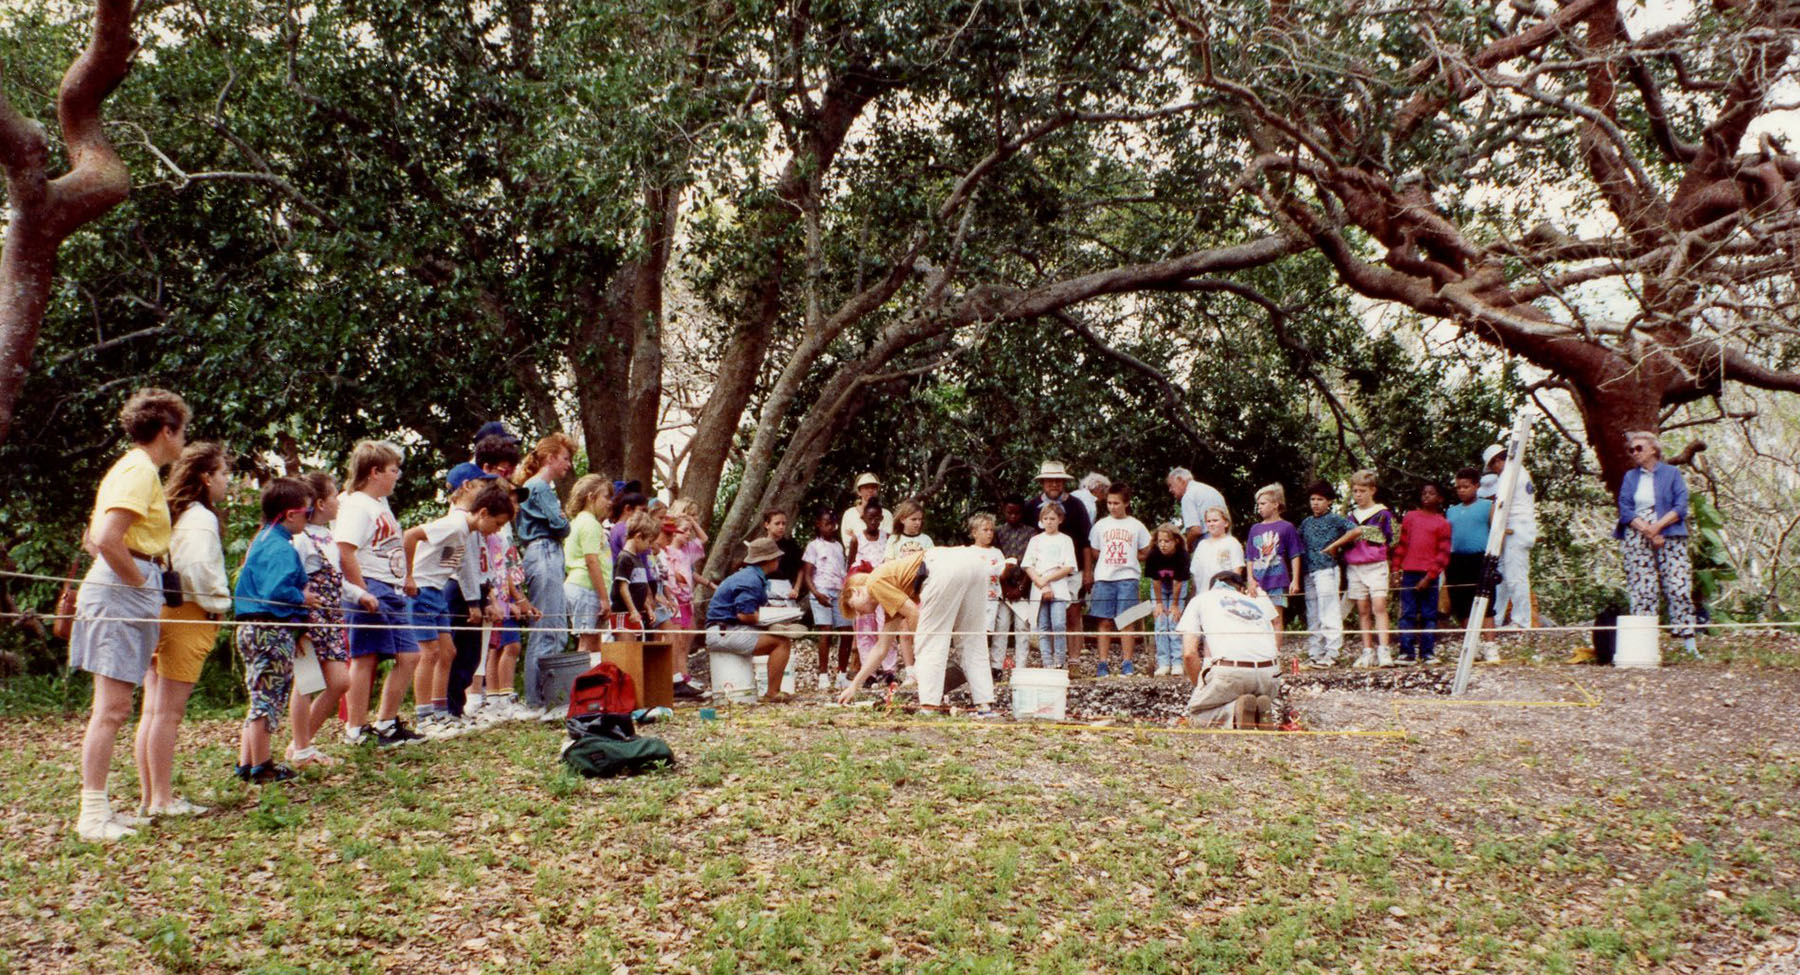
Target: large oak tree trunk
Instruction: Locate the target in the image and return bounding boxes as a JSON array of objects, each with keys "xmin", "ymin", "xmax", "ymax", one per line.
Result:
[{"xmin": 0, "ymin": 0, "xmax": 136, "ymax": 445}]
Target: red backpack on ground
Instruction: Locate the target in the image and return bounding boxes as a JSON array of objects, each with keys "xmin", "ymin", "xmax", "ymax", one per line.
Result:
[{"xmin": 567, "ymin": 661, "xmax": 638, "ymax": 718}]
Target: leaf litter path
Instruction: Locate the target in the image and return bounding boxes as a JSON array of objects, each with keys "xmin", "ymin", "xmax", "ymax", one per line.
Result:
[{"xmin": 0, "ymin": 661, "xmax": 1796, "ymax": 974}]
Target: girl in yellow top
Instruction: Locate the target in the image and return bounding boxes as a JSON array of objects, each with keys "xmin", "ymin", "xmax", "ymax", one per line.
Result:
[{"xmin": 69, "ymin": 387, "xmax": 190, "ymax": 843}]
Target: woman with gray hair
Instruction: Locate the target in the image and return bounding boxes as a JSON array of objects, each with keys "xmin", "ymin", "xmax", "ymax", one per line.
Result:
[{"xmin": 1613, "ymin": 431, "xmax": 1698, "ymax": 656}]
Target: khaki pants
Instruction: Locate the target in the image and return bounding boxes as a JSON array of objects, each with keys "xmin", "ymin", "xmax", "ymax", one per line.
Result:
[{"xmin": 1184, "ymin": 663, "xmax": 1279, "ymax": 727}]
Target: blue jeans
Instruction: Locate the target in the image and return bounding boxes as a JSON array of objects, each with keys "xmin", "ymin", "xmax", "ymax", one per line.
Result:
[
  {"xmin": 521, "ymin": 538, "xmax": 568, "ymax": 707},
  {"xmin": 1154, "ymin": 582, "xmax": 1187, "ymax": 669},
  {"xmin": 1036, "ymin": 599, "xmax": 1069, "ymax": 667},
  {"xmin": 1397, "ymin": 570, "xmax": 1438, "ymax": 658}
]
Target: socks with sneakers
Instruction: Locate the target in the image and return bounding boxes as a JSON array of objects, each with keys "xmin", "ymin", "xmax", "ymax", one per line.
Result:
[{"xmin": 76, "ymin": 788, "xmax": 134, "ymax": 841}]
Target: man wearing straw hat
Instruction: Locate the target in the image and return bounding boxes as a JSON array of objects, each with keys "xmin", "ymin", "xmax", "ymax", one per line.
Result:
[
  {"xmin": 1178, "ymin": 570, "xmax": 1280, "ymax": 729},
  {"xmin": 1026, "ymin": 461, "xmax": 1093, "ymax": 658},
  {"xmin": 703, "ymin": 537, "xmax": 799, "ymax": 704}
]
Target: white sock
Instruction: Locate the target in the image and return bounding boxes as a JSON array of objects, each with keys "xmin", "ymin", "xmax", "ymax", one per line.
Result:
[
  {"xmin": 374, "ymin": 718, "xmax": 396, "ymax": 732},
  {"xmin": 79, "ymin": 788, "xmax": 111, "ymax": 822}
]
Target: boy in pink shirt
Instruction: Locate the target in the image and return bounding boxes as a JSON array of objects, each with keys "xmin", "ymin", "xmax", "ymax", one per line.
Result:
[{"xmin": 1390, "ymin": 482, "xmax": 1453, "ymax": 663}]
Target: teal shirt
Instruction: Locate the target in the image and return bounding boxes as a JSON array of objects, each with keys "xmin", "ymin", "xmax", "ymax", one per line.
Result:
[{"xmin": 1299, "ymin": 513, "xmax": 1355, "ymax": 574}]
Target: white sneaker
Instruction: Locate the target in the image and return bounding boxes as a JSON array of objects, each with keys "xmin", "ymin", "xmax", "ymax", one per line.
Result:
[
  {"xmin": 110, "ymin": 807, "xmax": 151, "ymax": 829},
  {"xmin": 418, "ymin": 715, "xmax": 459, "ymax": 740},
  {"xmin": 1353, "ymin": 649, "xmax": 1377, "ymax": 669},
  {"xmin": 834, "ymin": 673, "xmax": 850, "ymax": 691},
  {"xmin": 146, "ymin": 797, "xmax": 210, "ymax": 817},
  {"xmin": 76, "ymin": 813, "xmax": 135, "ymax": 843},
  {"xmin": 1481, "ymin": 641, "xmax": 1501, "ymax": 663},
  {"xmin": 817, "ymin": 674, "xmax": 831, "ymax": 692},
  {"xmin": 1153, "ymin": 664, "xmax": 1170, "ymax": 677},
  {"xmin": 900, "ymin": 668, "xmax": 918, "ymax": 690},
  {"xmin": 539, "ymin": 706, "xmax": 564, "ymax": 723},
  {"xmin": 1377, "ymin": 647, "xmax": 1395, "ymax": 668},
  {"xmin": 344, "ymin": 724, "xmax": 370, "ymax": 746}
]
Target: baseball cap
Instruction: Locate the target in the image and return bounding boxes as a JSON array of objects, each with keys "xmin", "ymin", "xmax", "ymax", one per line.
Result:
[{"xmin": 447, "ymin": 462, "xmax": 497, "ymax": 492}]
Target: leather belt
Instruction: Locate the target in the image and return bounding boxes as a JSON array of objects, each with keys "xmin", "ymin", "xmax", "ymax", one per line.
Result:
[{"xmin": 1211, "ymin": 658, "xmax": 1276, "ymax": 668}]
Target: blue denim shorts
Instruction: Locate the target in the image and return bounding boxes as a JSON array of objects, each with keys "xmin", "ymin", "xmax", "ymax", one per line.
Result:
[
  {"xmin": 348, "ymin": 578, "xmax": 419, "ymax": 659},
  {"xmin": 411, "ymin": 584, "xmax": 452, "ymax": 642},
  {"xmin": 810, "ymin": 594, "xmax": 851, "ymax": 628},
  {"xmin": 1089, "ymin": 578, "xmax": 1143, "ymax": 619}
]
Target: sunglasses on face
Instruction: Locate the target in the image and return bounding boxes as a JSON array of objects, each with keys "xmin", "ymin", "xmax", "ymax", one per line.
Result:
[{"xmin": 284, "ymin": 506, "xmax": 315, "ymax": 520}]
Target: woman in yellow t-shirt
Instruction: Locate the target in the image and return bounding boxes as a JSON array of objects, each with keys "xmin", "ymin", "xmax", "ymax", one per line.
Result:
[{"xmin": 69, "ymin": 388, "xmax": 190, "ymax": 843}]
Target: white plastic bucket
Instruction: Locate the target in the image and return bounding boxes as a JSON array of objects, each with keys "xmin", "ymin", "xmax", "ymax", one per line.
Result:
[
  {"xmin": 709, "ymin": 652, "xmax": 759, "ymax": 703},
  {"xmin": 1614, "ymin": 615, "xmax": 1661, "ymax": 668},
  {"xmin": 753, "ymin": 656, "xmax": 797, "ymax": 697},
  {"xmin": 1011, "ymin": 666, "xmax": 1070, "ymax": 721}
]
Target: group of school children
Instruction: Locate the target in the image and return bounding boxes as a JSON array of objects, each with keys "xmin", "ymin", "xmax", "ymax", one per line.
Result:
[
  {"xmin": 65, "ymin": 385, "xmax": 1520, "ymax": 843},
  {"xmin": 772, "ymin": 461, "xmax": 1518, "ymax": 694},
  {"xmin": 67, "ymin": 396, "xmax": 723, "ymax": 841}
]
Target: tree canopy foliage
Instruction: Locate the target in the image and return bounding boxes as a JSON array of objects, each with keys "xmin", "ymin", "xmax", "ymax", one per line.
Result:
[{"xmin": 2, "ymin": 0, "xmax": 1798, "ymax": 651}]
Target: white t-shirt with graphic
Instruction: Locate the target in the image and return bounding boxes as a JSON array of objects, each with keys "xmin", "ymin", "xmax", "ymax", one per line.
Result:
[
  {"xmin": 974, "ymin": 545, "xmax": 1008, "ymax": 603},
  {"xmin": 1088, "ymin": 515, "xmax": 1152, "ymax": 583},
  {"xmin": 1021, "ymin": 531, "xmax": 1079, "ymax": 603},
  {"xmin": 334, "ymin": 491, "xmax": 406, "ymax": 586},
  {"xmin": 1189, "ymin": 534, "xmax": 1246, "ymax": 590},
  {"xmin": 1176, "ymin": 586, "xmax": 1278, "ymax": 663},
  {"xmin": 411, "ymin": 510, "xmax": 478, "ymax": 591}
]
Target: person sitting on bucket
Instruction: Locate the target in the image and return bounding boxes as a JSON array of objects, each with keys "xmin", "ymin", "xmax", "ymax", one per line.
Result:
[
  {"xmin": 1177, "ymin": 569, "xmax": 1280, "ymax": 729},
  {"xmin": 704, "ymin": 537, "xmax": 799, "ymax": 704}
]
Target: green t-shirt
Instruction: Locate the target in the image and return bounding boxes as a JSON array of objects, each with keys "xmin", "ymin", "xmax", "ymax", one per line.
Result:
[{"xmin": 564, "ymin": 511, "xmax": 612, "ymax": 593}]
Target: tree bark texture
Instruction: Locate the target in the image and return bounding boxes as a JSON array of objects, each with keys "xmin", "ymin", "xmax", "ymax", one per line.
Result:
[
  {"xmin": 0, "ymin": 0, "xmax": 136, "ymax": 445},
  {"xmin": 1169, "ymin": 0, "xmax": 1800, "ymax": 491},
  {"xmin": 677, "ymin": 66, "xmax": 896, "ymax": 525}
]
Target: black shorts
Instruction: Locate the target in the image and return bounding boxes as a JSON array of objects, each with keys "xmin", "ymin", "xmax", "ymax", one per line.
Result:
[{"xmin": 1445, "ymin": 553, "xmax": 1484, "ymax": 620}]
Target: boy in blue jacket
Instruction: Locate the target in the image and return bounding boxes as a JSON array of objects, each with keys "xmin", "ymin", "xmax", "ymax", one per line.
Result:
[{"xmin": 234, "ymin": 478, "xmax": 321, "ymax": 783}]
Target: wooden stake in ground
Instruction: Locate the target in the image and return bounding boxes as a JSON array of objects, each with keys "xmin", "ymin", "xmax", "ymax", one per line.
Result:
[{"xmin": 0, "ymin": 0, "xmax": 138, "ymax": 444}]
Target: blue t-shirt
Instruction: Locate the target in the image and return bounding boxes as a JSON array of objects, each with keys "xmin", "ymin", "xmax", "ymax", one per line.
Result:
[
  {"xmin": 1299, "ymin": 513, "xmax": 1355, "ymax": 574},
  {"xmin": 1246, "ymin": 520, "xmax": 1303, "ymax": 592},
  {"xmin": 1446, "ymin": 500, "xmax": 1493, "ymax": 554},
  {"xmin": 706, "ymin": 565, "xmax": 768, "ymax": 624}
]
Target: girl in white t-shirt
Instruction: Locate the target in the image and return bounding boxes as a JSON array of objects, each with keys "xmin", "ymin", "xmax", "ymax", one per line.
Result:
[
  {"xmin": 1189, "ymin": 506, "xmax": 1246, "ymax": 592},
  {"xmin": 1021, "ymin": 502, "xmax": 1079, "ymax": 668},
  {"xmin": 885, "ymin": 501, "xmax": 935, "ymax": 560}
]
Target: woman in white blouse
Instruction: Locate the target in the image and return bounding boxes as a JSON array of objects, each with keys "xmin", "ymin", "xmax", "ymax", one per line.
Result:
[{"xmin": 134, "ymin": 443, "xmax": 233, "ymax": 817}]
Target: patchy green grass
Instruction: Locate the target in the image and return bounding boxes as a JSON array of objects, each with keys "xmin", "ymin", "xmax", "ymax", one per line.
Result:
[{"xmin": 0, "ymin": 691, "xmax": 1796, "ymax": 973}]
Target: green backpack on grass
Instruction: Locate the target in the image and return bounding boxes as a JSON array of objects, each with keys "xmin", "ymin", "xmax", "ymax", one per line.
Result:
[{"xmin": 562, "ymin": 735, "xmax": 676, "ymax": 778}]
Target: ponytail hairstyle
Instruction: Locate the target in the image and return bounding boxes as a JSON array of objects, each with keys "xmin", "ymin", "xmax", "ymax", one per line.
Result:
[
  {"xmin": 514, "ymin": 432, "xmax": 578, "ymax": 485},
  {"xmin": 565, "ymin": 474, "xmax": 612, "ymax": 520},
  {"xmin": 165, "ymin": 442, "xmax": 232, "ymax": 527}
]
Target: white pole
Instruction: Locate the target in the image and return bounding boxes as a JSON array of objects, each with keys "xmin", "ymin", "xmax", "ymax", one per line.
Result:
[{"xmin": 1453, "ymin": 410, "xmax": 1534, "ymax": 696}]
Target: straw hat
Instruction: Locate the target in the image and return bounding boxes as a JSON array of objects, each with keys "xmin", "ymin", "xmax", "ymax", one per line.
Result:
[
  {"xmin": 1035, "ymin": 460, "xmax": 1072, "ymax": 482},
  {"xmin": 743, "ymin": 537, "xmax": 784, "ymax": 564},
  {"xmin": 854, "ymin": 472, "xmax": 882, "ymax": 489}
]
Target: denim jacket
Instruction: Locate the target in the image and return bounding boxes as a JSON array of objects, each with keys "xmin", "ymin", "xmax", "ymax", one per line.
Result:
[{"xmin": 1614, "ymin": 463, "xmax": 1689, "ymax": 539}]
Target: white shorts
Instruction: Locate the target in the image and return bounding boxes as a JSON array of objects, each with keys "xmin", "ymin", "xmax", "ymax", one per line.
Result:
[{"xmin": 1345, "ymin": 561, "xmax": 1390, "ymax": 600}]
